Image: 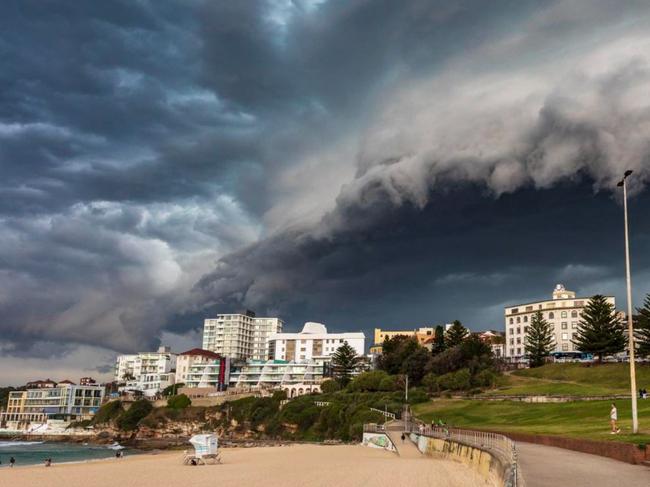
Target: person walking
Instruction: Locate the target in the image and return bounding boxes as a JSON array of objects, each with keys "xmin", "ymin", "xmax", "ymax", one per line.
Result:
[
  {"xmin": 610, "ymin": 403, "xmax": 621, "ymax": 434},
  {"xmin": 400, "ymin": 433, "xmax": 405, "ymax": 443},
  {"xmin": 9, "ymin": 456, "xmax": 15, "ymax": 467}
]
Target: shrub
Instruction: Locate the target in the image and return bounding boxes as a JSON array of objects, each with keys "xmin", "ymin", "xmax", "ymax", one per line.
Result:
[
  {"xmin": 437, "ymin": 368, "xmax": 471, "ymax": 391},
  {"xmin": 92, "ymin": 400, "xmax": 124, "ymax": 425},
  {"xmin": 167, "ymin": 394, "xmax": 192, "ymax": 409},
  {"xmin": 472, "ymin": 369, "xmax": 498, "ymax": 388},
  {"xmin": 347, "ymin": 371, "xmax": 393, "ymax": 392},
  {"xmin": 116, "ymin": 399, "xmax": 153, "ymax": 431},
  {"xmin": 422, "ymin": 373, "xmax": 438, "ymax": 393},
  {"xmin": 320, "ymin": 379, "xmax": 341, "ymax": 394},
  {"xmin": 272, "ymin": 390, "xmax": 288, "ymax": 401},
  {"xmin": 161, "ymin": 383, "xmax": 185, "ymax": 396}
]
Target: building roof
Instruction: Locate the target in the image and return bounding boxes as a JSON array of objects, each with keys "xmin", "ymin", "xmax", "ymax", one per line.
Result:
[
  {"xmin": 27, "ymin": 379, "xmax": 57, "ymax": 385},
  {"xmin": 57, "ymin": 379, "xmax": 75, "ymax": 385},
  {"xmin": 179, "ymin": 348, "xmax": 222, "ymax": 359},
  {"xmin": 301, "ymin": 322, "xmax": 327, "ymax": 334}
]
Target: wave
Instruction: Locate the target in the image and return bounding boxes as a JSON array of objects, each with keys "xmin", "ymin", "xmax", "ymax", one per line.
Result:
[
  {"xmin": 107, "ymin": 442, "xmax": 125, "ymax": 450},
  {"xmin": 0, "ymin": 441, "xmax": 45, "ymax": 448}
]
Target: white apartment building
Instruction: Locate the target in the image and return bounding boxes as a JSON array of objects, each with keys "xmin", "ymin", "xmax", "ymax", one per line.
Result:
[
  {"xmin": 504, "ymin": 284, "xmax": 616, "ymax": 359},
  {"xmin": 202, "ymin": 311, "xmax": 283, "ymax": 360},
  {"xmin": 252, "ymin": 317, "xmax": 284, "ymax": 361},
  {"xmin": 267, "ymin": 322, "xmax": 365, "ymax": 363},
  {"xmin": 115, "ymin": 346, "xmax": 177, "ymax": 397},
  {"xmin": 229, "ymin": 359, "xmax": 324, "ymax": 395}
]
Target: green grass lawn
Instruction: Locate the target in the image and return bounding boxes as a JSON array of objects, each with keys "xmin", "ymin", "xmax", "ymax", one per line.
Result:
[
  {"xmin": 412, "ymin": 398, "xmax": 650, "ymax": 445},
  {"xmin": 485, "ymin": 363, "xmax": 650, "ymax": 397}
]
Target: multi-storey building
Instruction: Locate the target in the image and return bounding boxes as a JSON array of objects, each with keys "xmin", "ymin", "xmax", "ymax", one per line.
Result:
[
  {"xmin": 202, "ymin": 311, "xmax": 283, "ymax": 360},
  {"xmin": 252, "ymin": 317, "xmax": 284, "ymax": 361},
  {"xmin": 504, "ymin": 284, "xmax": 616, "ymax": 359},
  {"xmin": 1, "ymin": 380, "xmax": 105, "ymax": 429},
  {"xmin": 267, "ymin": 322, "xmax": 365, "ymax": 362},
  {"xmin": 229, "ymin": 360, "xmax": 324, "ymax": 396},
  {"xmin": 370, "ymin": 326, "xmax": 437, "ymax": 354},
  {"xmin": 115, "ymin": 346, "xmax": 177, "ymax": 397},
  {"xmin": 175, "ymin": 348, "xmax": 230, "ymax": 390}
]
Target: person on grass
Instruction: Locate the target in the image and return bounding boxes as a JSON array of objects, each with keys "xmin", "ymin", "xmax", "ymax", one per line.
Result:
[{"xmin": 610, "ymin": 403, "xmax": 621, "ymax": 434}]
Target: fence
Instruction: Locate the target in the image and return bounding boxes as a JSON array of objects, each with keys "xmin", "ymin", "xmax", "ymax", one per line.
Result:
[
  {"xmin": 406, "ymin": 420, "xmax": 523, "ymax": 487},
  {"xmin": 369, "ymin": 407, "xmax": 396, "ymax": 420}
]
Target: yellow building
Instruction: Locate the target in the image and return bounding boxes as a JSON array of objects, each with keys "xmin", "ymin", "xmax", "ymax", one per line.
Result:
[{"xmin": 371, "ymin": 327, "xmax": 436, "ymax": 354}]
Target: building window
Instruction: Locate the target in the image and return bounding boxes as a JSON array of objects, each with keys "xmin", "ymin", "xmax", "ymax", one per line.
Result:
[
  {"xmin": 571, "ymin": 311, "xmax": 578, "ymax": 318},
  {"xmin": 561, "ymin": 322, "xmax": 568, "ymax": 330},
  {"xmin": 516, "ymin": 338, "xmax": 521, "ymax": 344},
  {"xmin": 511, "ymin": 308, "xmax": 519, "ymax": 314},
  {"xmin": 548, "ymin": 312, "xmax": 555, "ymax": 319},
  {"xmin": 516, "ymin": 317, "xmax": 521, "ymax": 324},
  {"xmin": 516, "ymin": 348, "xmax": 521, "ymax": 355},
  {"xmin": 509, "ymin": 329, "xmax": 514, "ymax": 335},
  {"xmin": 562, "ymin": 333, "xmax": 569, "ymax": 340},
  {"xmin": 526, "ymin": 306, "xmax": 533, "ymax": 311},
  {"xmin": 571, "ymin": 322, "xmax": 578, "ymax": 329},
  {"xmin": 562, "ymin": 344, "xmax": 569, "ymax": 351},
  {"xmin": 574, "ymin": 301, "xmax": 584, "ymax": 307},
  {"xmin": 524, "ymin": 326, "xmax": 529, "ymax": 333},
  {"xmin": 561, "ymin": 311, "xmax": 568, "ymax": 318},
  {"xmin": 523, "ymin": 316, "xmax": 528, "ymax": 323},
  {"xmin": 510, "ymin": 338, "xmax": 514, "ymax": 345},
  {"xmin": 510, "ymin": 348, "xmax": 515, "ymax": 356},
  {"xmin": 516, "ymin": 327, "xmax": 521, "ymax": 334},
  {"xmin": 509, "ymin": 318, "xmax": 513, "ymax": 324}
]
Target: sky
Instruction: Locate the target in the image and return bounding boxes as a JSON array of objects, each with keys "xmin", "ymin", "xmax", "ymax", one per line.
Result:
[{"xmin": 1, "ymin": 0, "xmax": 650, "ymax": 385}]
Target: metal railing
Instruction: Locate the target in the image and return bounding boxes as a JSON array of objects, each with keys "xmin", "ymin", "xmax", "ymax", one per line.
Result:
[
  {"xmin": 405, "ymin": 420, "xmax": 523, "ymax": 487},
  {"xmin": 363, "ymin": 423, "xmax": 386, "ymax": 433},
  {"xmin": 369, "ymin": 407, "xmax": 396, "ymax": 420}
]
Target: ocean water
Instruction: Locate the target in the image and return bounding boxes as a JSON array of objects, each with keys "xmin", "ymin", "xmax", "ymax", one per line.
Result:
[{"xmin": 0, "ymin": 440, "xmax": 135, "ymax": 467}]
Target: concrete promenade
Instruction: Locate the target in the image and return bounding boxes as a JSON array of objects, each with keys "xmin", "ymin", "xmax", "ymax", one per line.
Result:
[
  {"xmin": 385, "ymin": 422, "xmax": 423, "ymax": 458},
  {"xmin": 517, "ymin": 442, "xmax": 650, "ymax": 487}
]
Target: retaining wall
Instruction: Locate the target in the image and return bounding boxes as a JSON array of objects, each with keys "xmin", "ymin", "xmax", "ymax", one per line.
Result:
[{"xmin": 409, "ymin": 432, "xmax": 512, "ymax": 487}]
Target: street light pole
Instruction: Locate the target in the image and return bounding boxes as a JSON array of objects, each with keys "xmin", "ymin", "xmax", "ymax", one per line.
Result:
[{"xmin": 617, "ymin": 170, "xmax": 639, "ymax": 434}]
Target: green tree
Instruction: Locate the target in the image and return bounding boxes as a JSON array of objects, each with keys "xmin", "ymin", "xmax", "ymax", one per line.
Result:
[
  {"xmin": 636, "ymin": 294, "xmax": 650, "ymax": 358},
  {"xmin": 320, "ymin": 379, "xmax": 341, "ymax": 394},
  {"xmin": 431, "ymin": 325, "xmax": 446, "ymax": 356},
  {"xmin": 116, "ymin": 399, "xmax": 153, "ymax": 431},
  {"xmin": 403, "ymin": 347, "xmax": 431, "ymax": 385},
  {"xmin": 525, "ymin": 311, "xmax": 555, "ymax": 367},
  {"xmin": 445, "ymin": 320, "xmax": 469, "ymax": 348},
  {"xmin": 331, "ymin": 341, "xmax": 360, "ymax": 387},
  {"xmin": 377, "ymin": 336, "xmax": 419, "ymax": 375},
  {"xmin": 167, "ymin": 394, "xmax": 191, "ymax": 409},
  {"xmin": 162, "ymin": 383, "xmax": 185, "ymax": 396},
  {"xmin": 573, "ymin": 295, "xmax": 626, "ymax": 363}
]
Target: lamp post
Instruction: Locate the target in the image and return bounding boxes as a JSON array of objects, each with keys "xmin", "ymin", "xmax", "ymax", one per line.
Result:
[{"xmin": 617, "ymin": 169, "xmax": 639, "ymax": 434}]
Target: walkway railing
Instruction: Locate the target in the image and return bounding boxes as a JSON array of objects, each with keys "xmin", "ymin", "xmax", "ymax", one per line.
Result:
[
  {"xmin": 369, "ymin": 407, "xmax": 396, "ymax": 420},
  {"xmin": 363, "ymin": 423, "xmax": 386, "ymax": 433},
  {"xmin": 406, "ymin": 420, "xmax": 523, "ymax": 487}
]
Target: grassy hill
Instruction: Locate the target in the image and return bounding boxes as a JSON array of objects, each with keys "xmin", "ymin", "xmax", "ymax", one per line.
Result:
[
  {"xmin": 412, "ymin": 398, "xmax": 650, "ymax": 445},
  {"xmin": 486, "ymin": 363, "xmax": 650, "ymax": 397}
]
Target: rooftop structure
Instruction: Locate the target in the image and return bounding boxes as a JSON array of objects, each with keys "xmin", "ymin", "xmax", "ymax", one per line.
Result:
[{"xmin": 370, "ymin": 327, "xmax": 437, "ymax": 354}]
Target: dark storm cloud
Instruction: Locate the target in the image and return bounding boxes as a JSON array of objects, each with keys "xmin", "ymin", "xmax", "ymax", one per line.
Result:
[{"xmin": 2, "ymin": 0, "xmax": 650, "ymax": 379}]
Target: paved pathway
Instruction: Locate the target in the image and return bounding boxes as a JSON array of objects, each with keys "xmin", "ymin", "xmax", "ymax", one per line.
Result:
[
  {"xmin": 517, "ymin": 442, "xmax": 649, "ymax": 487},
  {"xmin": 385, "ymin": 423, "xmax": 423, "ymax": 458}
]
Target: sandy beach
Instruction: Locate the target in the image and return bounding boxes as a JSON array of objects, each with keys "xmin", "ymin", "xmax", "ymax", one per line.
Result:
[{"xmin": 0, "ymin": 444, "xmax": 488, "ymax": 487}]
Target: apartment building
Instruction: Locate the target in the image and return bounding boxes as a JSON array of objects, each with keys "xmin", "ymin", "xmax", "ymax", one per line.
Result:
[
  {"xmin": 504, "ymin": 284, "xmax": 616, "ymax": 359},
  {"xmin": 175, "ymin": 348, "xmax": 230, "ymax": 389},
  {"xmin": 115, "ymin": 346, "xmax": 177, "ymax": 397},
  {"xmin": 1, "ymin": 380, "xmax": 105, "ymax": 428},
  {"xmin": 202, "ymin": 311, "xmax": 283, "ymax": 360},
  {"xmin": 370, "ymin": 326, "xmax": 437, "ymax": 354},
  {"xmin": 229, "ymin": 359, "xmax": 324, "ymax": 396},
  {"xmin": 267, "ymin": 322, "xmax": 365, "ymax": 363}
]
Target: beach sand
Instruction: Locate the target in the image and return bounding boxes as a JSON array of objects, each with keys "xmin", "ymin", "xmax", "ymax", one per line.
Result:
[{"xmin": 0, "ymin": 444, "xmax": 489, "ymax": 487}]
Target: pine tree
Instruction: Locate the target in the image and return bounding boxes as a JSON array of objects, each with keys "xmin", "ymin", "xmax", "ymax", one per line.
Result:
[
  {"xmin": 635, "ymin": 294, "xmax": 650, "ymax": 358},
  {"xmin": 572, "ymin": 295, "xmax": 626, "ymax": 363},
  {"xmin": 524, "ymin": 311, "xmax": 554, "ymax": 368},
  {"xmin": 445, "ymin": 320, "xmax": 469, "ymax": 348},
  {"xmin": 331, "ymin": 341, "xmax": 360, "ymax": 386},
  {"xmin": 431, "ymin": 325, "xmax": 446, "ymax": 356}
]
